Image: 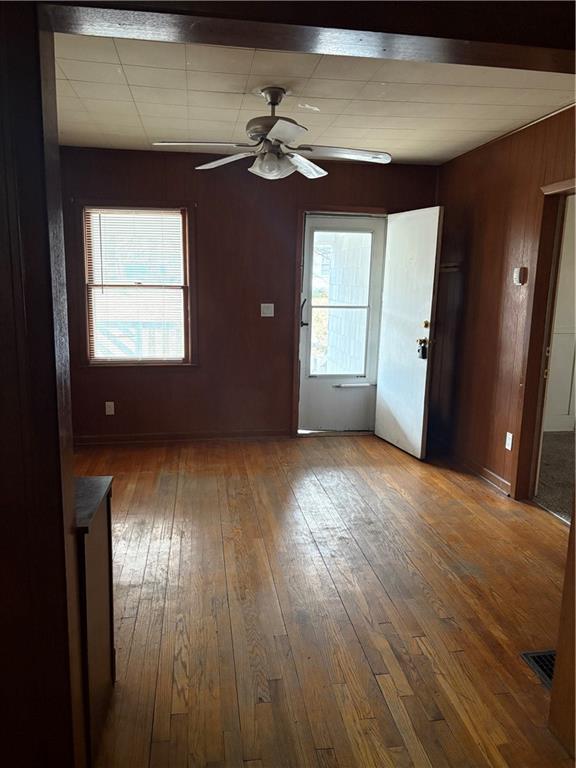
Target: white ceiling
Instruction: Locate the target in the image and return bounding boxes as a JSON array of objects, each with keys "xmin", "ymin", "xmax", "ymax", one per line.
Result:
[{"xmin": 55, "ymin": 33, "xmax": 575, "ymax": 164}]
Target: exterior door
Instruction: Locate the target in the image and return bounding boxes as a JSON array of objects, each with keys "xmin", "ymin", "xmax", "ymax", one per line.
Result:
[
  {"xmin": 375, "ymin": 206, "xmax": 443, "ymax": 458},
  {"xmin": 298, "ymin": 214, "xmax": 385, "ymax": 431}
]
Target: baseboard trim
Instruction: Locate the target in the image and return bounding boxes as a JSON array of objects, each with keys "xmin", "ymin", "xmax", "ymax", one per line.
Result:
[
  {"xmin": 74, "ymin": 428, "xmax": 291, "ymax": 447},
  {"xmin": 457, "ymin": 458, "xmax": 512, "ymax": 495}
]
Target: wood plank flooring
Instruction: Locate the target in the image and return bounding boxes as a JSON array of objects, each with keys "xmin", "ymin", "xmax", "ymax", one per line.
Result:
[{"xmin": 74, "ymin": 436, "xmax": 573, "ymax": 768}]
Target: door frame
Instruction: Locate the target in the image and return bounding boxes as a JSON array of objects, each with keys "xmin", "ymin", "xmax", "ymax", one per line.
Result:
[
  {"xmin": 290, "ymin": 206, "xmax": 388, "ymax": 436},
  {"xmin": 513, "ymin": 178, "xmax": 576, "ymax": 499}
]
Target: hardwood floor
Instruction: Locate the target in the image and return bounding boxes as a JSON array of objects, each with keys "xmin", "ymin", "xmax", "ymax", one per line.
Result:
[{"xmin": 74, "ymin": 436, "xmax": 573, "ymax": 768}]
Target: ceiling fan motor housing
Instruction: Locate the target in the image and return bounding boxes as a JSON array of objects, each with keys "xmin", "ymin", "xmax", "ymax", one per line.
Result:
[{"xmin": 246, "ymin": 115, "xmax": 300, "ymax": 143}]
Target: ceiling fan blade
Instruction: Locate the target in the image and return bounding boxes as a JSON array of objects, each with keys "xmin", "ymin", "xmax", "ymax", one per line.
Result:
[
  {"xmin": 286, "ymin": 153, "xmax": 327, "ymax": 179},
  {"xmin": 195, "ymin": 152, "xmax": 257, "ymax": 170},
  {"xmin": 153, "ymin": 141, "xmax": 258, "ymax": 148},
  {"xmin": 267, "ymin": 119, "xmax": 308, "ymax": 145},
  {"xmin": 296, "ymin": 146, "xmax": 392, "ymax": 164}
]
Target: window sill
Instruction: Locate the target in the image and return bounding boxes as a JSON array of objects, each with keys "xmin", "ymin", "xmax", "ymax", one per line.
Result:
[{"xmin": 81, "ymin": 360, "xmax": 198, "ymax": 369}]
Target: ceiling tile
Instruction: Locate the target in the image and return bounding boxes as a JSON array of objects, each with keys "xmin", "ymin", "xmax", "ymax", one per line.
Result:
[
  {"xmin": 251, "ymin": 50, "xmax": 321, "ymax": 78},
  {"xmin": 241, "ymin": 93, "xmax": 276, "ymax": 110},
  {"xmin": 140, "ymin": 116, "xmax": 189, "ymax": 132},
  {"xmin": 147, "ymin": 122, "xmax": 233, "ymax": 142},
  {"xmin": 55, "ymin": 33, "xmax": 120, "ymax": 63},
  {"xmin": 115, "ymin": 39, "xmax": 185, "ymax": 69},
  {"xmin": 188, "ymin": 91, "xmax": 244, "ymax": 109},
  {"xmin": 186, "ymin": 44, "xmax": 254, "ymax": 74},
  {"xmin": 359, "ymin": 80, "xmax": 576, "ymax": 107},
  {"xmin": 362, "ymin": 128, "xmax": 500, "ymax": 144},
  {"xmin": 503, "ymin": 89, "xmax": 575, "ymax": 107},
  {"xmin": 57, "ymin": 96, "xmax": 87, "ymax": 113},
  {"xmin": 334, "ymin": 113, "xmax": 515, "ymax": 132},
  {"xmin": 245, "ymin": 75, "xmax": 308, "ymax": 96},
  {"xmin": 82, "ymin": 99, "xmax": 139, "ymax": 115},
  {"xmin": 187, "ymin": 120, "xmax": 235, "ymax": 136},
  {"xmin": 56, "ymin": 80, "xmax": 77, "ymax": 98},
  {"xmin": 130, "ymin": 86, "xmax": 187, "ymax": 105},
  {"xmin": 344, "ymin": 99, "xmax": 544, "ymax": 121},
  {"xmin": 59, "ymin": 111, "xmax": 94, "ymax": 125},
  {"xmin": 59, "ymin": 122, "xmax": 103, "ymax": 136},
  {"xmin": 313, "ymin": 55, "xmax": 382, "ymax": 81},
  {"xmin": 124, "ymin": 66, "xmax": 187, "ymax": 90},
  {"xmin": 302, "ymin": 79, "xmax": 364, "ymax": 99},
  {"xmin": 58, "ymin": 59, "xmax": 127, "ymax": 84},
  {"xmin": 292, "ymin": 113, "xmax": 336, "ymax": 128},
  {"xmin": 149, "ymin": 143, "xmax": 210, "ymax": 152},
  {"xmin": 187, "ymin": 107, "xmax": 239, "ymax": 122},
  {"xmin": 316, "ymin": 126, "xmax": 371, "ymax": 141},
  {"xmin": 187, "ymin": 71, "xmax": 248, "ymax": 93},
  {"xmin": 91, "ymin": 112, "xmax": 142, "ymax": 127},
  {"xmin": 283, "ymin": 96, "xmax": 351, "ymax": 115},
  {"xmin": 371, "ymin": 59, "xmax": 575, "ymax": 91},
  {"xmin": 70, "ymin": 81, "xmax": 133, "ymax": 101},
  {"xmin": 241, "ymin": 92, "xmax": 350, "ymax": 116},
  {"xmin": 145, "ymin": 126, "xmax": 196, "ymax": 140},
  {"xmin": 137, "ymin": 102, "xmax": 188, "ymax": 119},
  {"xmin": 55, "ymin": 34, "xmax": 576, "ymax": 163}
]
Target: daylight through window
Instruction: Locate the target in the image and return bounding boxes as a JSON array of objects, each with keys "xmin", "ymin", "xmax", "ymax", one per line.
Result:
[{"xmin": 84, "ymin": 207, "xmax": 188, "ymax": 363}]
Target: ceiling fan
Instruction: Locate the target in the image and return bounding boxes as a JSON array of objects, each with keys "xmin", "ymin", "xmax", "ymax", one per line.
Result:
[{"xmin": 153, "ymin": 86, "xmax": 392, "ymax": 180}]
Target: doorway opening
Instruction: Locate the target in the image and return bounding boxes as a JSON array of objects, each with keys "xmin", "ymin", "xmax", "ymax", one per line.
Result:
[
  {"xmin": 298, "ymin": 213, "xmax": 386, "ymax": 434},
  {"xmin": 535, "ymin": 194, "xmax": 575, "ymax": 523},
  {"xmin": 296, "ymin": 207, "xmax": 444, "ymax": 460}
]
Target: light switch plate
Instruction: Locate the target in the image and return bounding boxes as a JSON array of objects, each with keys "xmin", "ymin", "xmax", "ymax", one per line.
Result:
[
  {"xmin": 505, "ymin": 432, "xmax": 513, "ymax": 451},
  {"xmin": 513, "ymin": 266, "xmax": 528, "ymax": 285},
  {"xmin": 105, "ymin": 401, "xmax": 115, "ymax": 416},
  {"xmin": 260, "ymin": 303, "xmax": 274, "ymax": 317}
]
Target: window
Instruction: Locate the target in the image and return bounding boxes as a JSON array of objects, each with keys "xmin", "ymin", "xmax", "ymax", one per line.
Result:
[
  {"xmin": 84, "ymin": 207, "xmax": 189, "ymax": 364},
  {"xmin": 309, "ymin": 230, "xmax": 373, "ymax": 376}
]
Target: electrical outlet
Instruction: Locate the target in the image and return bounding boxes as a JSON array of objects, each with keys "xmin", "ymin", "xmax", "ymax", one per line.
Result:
[
  {"xmin": 260, "ymin": 303, "xmax": 274, "ymax": 317},
  {"xmin": 505, "ymin": 432, "xmax": 513, "ymax": 451},
  {"xmin": 105, "ymin": 401, "xmax": 115, "ymax": 416}
]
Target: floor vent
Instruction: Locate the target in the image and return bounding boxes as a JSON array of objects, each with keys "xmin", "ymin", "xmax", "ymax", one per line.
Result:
[{"xmin": 521, "ymin": 650, "xmax": 556, "ymax": 689}]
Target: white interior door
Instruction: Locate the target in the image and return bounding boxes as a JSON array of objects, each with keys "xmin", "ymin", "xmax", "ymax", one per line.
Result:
[
  {"xmin": 298, "ymin": 214, "xmax": 385, "ymax": 431},
  {"xmin": 375, "ymin": 206, "xmax": 443, "ymax": 458}
]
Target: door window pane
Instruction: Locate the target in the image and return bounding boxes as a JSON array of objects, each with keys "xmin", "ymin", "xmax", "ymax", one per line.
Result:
[
  {"xmin": 311, "ymin": 231, "xmax": 372, "ymax": 306},
  {"xmin": 310, "ymin": 307, "xmax": 368, "ymax": 375}
]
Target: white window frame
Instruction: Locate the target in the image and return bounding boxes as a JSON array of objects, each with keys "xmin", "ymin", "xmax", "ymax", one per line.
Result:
[{"xmin": 83, "ymin": 205, "xmax": 191, "ymax": 366}]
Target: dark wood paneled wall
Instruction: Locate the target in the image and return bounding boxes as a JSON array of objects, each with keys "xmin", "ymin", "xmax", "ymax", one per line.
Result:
[
  {"xmin": 61, "ymin": 148, "xmax": 437, "ymax": 442},
  {"xmin": 0, "ymin": 4, "xmax": 84, "ymax": 766},
  {"xmin": 435, "ymin": 107, "xmax": 575, "ymax": 491}
]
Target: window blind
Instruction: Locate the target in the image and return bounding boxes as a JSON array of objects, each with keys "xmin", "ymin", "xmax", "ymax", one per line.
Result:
[{"xmin": 84, "ymin": 208, "xmax": 187, "ymax": 363}]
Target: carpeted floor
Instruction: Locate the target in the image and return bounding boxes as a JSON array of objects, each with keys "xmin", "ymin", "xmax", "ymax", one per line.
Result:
[{"xmin": 535, "ymin": 431, "xmax": 575, "ymax": 523}]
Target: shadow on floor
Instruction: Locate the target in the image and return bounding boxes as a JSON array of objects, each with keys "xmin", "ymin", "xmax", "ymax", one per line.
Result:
[{"xmin": 535, "ymin": 431, "xmax": 575, "ymax": 523}]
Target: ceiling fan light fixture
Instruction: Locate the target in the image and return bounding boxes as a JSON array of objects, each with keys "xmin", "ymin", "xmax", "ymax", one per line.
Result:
[{"xmin": 248, "ymin": 152, "xmax": 296, "ymax": 180}]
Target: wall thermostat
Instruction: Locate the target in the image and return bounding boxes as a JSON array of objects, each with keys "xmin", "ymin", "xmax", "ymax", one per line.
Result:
[{"xmin": 513, "ymin": 266, "xmax": 528, "ymax": 285}]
